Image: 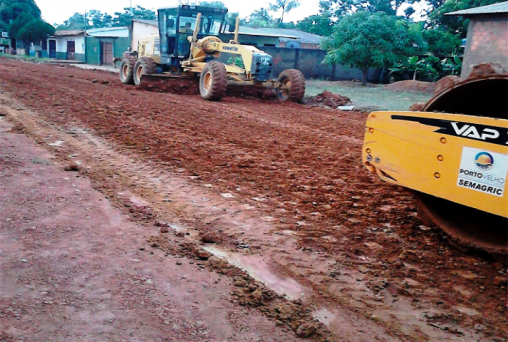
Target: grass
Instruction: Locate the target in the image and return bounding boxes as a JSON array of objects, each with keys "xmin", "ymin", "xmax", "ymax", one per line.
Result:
[
  {"xmin": 0, "ymin": 53, "xmax": 53, "ymax": 63},
  {"xmin": 305, "ymin": 80, "xmax": 432, "ymax": 112}
]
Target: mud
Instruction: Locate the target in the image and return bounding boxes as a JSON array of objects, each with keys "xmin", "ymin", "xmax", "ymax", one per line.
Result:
[
  {"xmin": 0, "ymin": 57, "xmax": 506, "ymax": 341},
  {"xmin": 0, "ymin": 116, "xmax": 301, "ymax": 342},
  {"xmin": 305, "ymin": 91, "xmax": 352, "ymax": 108}
]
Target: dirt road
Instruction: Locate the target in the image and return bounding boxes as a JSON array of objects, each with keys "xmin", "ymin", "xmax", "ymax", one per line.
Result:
[
  {"xmin": 0, "ymin": 116, "xmax": 301, "ymax": 342},
  {"xmin": 0, "ymin": 58, "xmax": 506, "ymax": 341}
]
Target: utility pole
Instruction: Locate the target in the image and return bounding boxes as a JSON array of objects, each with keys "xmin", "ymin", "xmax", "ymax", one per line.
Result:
[{"xmin": 130, "ymin": 0, "xmax": 134, "ymax": 16}]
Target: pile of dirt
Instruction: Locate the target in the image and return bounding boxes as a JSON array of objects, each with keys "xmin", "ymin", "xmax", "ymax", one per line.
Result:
[
  {"xmin": 304, "ymin": 91, "xmax": 352, "ymax": 109},
  {"xmin": 384, "ymin": 80, "xmax": 436, "ymax": 94}
]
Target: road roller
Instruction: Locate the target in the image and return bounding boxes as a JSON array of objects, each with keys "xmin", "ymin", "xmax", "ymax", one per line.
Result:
[{"xmin": 362, "ymin": 63, "xmax": 508, "ymax": 257}]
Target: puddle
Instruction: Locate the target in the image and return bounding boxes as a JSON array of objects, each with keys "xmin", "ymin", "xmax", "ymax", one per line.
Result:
[
  {"xmin": 454, "ymin": 306, "xmax": 480, "ymax": 316},
  {"xmin": 312, "ymin": 308, "xmax": 338, "ymax": 326},
  {"xmin": 204, "ymin": 246, "xmax": 306, "ymax": 300},
  {"xmin": 129, "ymin": 195, "xmax": 150, "ymax": 207}
]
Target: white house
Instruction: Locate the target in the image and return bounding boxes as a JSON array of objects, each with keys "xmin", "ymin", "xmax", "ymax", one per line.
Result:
[{"xmin": 48, "ymin": 30, "xmax": 86, "ymax": 61}]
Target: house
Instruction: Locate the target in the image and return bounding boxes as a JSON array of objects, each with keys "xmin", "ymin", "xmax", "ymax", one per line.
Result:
[
  {"xmin": 85, "ymin": 27, "xmax": 130, "ymax": 65},
  {"xmin": 446, "ymin": 1, "xmax": 508, "ymax": 77},
  {"xmin": 130, "ymin": 19, "xmax": 159, "ymax": 53},
  {"xmin": 48, "ymin": 27, "xmax": 130, "ymax": 65},
  {"xmin": 222, "ymin": 27, "xmax": 323, "ymax": 49},
  {"xmin": 0, "ymin": 32, "xmax": 10, "ymax": 54},
  {"xmin": 48, "ymin": 30, "xmax": 86, "ymax": 61}
]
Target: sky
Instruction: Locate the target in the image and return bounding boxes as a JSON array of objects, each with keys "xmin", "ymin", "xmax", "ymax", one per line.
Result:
[{"xmin": 35, "ymin": 0, "xmax": 323, "ymax": 26}]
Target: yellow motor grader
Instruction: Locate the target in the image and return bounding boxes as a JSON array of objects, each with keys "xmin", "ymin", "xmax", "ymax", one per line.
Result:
[
  {"xmin": 362, "ymin": 64, "xmax": 508, "ymax": 257},
  {"xmin": 119, "ymin": 5, "xmax": 305, "ymax": 102}
]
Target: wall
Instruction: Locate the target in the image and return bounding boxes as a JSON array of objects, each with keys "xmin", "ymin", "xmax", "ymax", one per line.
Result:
[
  {"xmin": 279, "ymin": 41, "xmax": 320, "ymax": 49},
  {"xmin": 262, "ymin": 47, "xmax": 381, "ymax": 82},
  {"xmin": 131, "ymin": 22, "xmax": 159, "ymax": 52},
  {"xmin": 86, "ymin": 37, "xmax": 130, "ymax": 65},
  {"xmin": 53, "ymin": 35, "xmax": 86, "ymax": 62},
  {"xmin": 462, "ymin": 14, "xmax": 508, "ymax": 78}
]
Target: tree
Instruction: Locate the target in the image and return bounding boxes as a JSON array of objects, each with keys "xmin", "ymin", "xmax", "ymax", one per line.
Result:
[
  {"xmin": 17, "ymin": 18, "xmax": 54, "ymax": 44},
  {"xmin": 7, "ymin": 11, "xmax": 33, "ymax": 38},
  {"xmin": 296, "ymin": 13, "xmax": 334, "ymax": 36},
  {"xmin": 56, "ymin": 13, "xmax": 89, "ymax": 30},
  {"xmin": 423, "ymin": 28, "xmax": 462, "ymax": 56},
  {"xmin": 245, "ymin": 8, "xmax": 278, "ymax": 28},
  {"xmin": 0, "ymin": 0, "xmax": 41, "ymax": 30},
  {"xmin": 268, "ymin": 0, "xmax": 300, "ymax": 26},
  {"xmin": 198, "ymin": 1, "xmax": 226, "ymax": 8},
  {"xmin": 112, "ymin": 6, "xmax": 156, "ymax": 27},
  {"xmin": 427, "ymin": 0, "xmax": 506, "ymax": 37},
  {"xmin": 319, "ymin": 0, "xmax": 418, "ymax": 19},
  {"xmin": 321, "ymin": 11, "xmax": 426, "ymax": 85},
  {"xmin": 88, "ymin": 10, "xmax": 113, "ymax": 28}
]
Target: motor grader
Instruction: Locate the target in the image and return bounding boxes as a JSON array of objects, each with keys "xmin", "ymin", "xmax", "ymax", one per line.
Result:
[
  {"xmin": 362, "ymin": 63, "xmax": 508, "ymax": 258},
  {"xmin": 119, "ymin": 5, "xmax": 305, "ymax": 102}
]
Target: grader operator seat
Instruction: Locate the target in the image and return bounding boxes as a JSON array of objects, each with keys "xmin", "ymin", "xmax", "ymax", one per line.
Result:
[{"xmin": 158, "ymin": 5, "xmax": 228, "ymax": 59}]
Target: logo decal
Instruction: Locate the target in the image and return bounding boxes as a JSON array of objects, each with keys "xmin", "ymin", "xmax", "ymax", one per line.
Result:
[
  {"xmin": 391, "ymin": 115, "xmax": 507, "ymax": 146},
  {"xmin": 475, "ymin": 152, "xmax": 494, "ymax": 170},
  {"xmin": 457, "ymin": 147, "xmax": 507, "ymax": 197}
]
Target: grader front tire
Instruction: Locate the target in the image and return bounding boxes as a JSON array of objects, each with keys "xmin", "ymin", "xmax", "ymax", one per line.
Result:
[
  {"xmin": 199, "ymin": 61, "xmax": 228, "ymax": 101},
  {"xmin": 119, "ymin": 57, "xmax": 136, "ymax": 85},
  {"xmin": 276, "ymin": 69, "xmax": 306, "ymax": 103},
  {"xmin": 133, "ymin": 58, "xmax": 157, "ymax": 86}
]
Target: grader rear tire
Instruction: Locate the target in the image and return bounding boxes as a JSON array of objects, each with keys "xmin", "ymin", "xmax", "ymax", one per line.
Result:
[
  {"xmin": 199, "ymin": 61, "xmax": 227, "ymax": 101},
  {"xmin": 133, "ymin": 57, "xmax": 157, "ymax": 86},
  {"xmin": 276, "ymin": 69, "xmax": 305, "ymax": 103},
  {"xmin": 119, "ymin": 57, "xmax": 136, "ymax": 85}
]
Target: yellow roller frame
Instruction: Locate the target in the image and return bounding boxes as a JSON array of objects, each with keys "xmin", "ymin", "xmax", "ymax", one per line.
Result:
[{"xmin": 363, "ymin": 111, "xmax": 508, "ymax": 218}]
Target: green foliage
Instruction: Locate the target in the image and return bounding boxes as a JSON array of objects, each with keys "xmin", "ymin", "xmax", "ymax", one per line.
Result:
[
  {"xmin": 0, "ymin": 0, "xmax": 41, "ymax": 30},
  {"xmin": 441, "ymin": 55, "xmax": 462, "ymax": 75},
  {"xmin": 226, "ymin": 56, "xmax": 245, "ymax": 68},
  {"xmin": 198, "ymin": 1, "xmax": 227, "ymax": 8},
  {"xmin": 390, "ymin": 56, "xmax": 439, "ymax": 81},
  {"xmin": 296, "ymin": 13, "xmax": 334, "ymax": 36},
  {"xmin": 427, "ymin": 0, "xmax": 506, "ymax": 37},
  {"xmin": 56, "ymin": 13, "xmax": 89, "ymax": 30},
  {"xmin": 88, "ymin": 10, "xmax": 113, "ymax": 28},
  {"xmin": 112, "ymin": 6, "xmax": 156, "ymax": 27},
  {"xmin": 7, "ymin": 11, "xmax": 33, "ymax": 38},
  {"xmin": 245, "ymin": 8, "xmax": 278, "ymax": 28},
  {"xmin": 390, "ymin": 54, "xmax": 462, "ymax": 81},
  {"xmin": 423, "ymin": 28, "xmax": 462, "ymax": 56},
  {"xmin": 56, "ymin": 6, "xmax": 156, "ymax": 30},
  {"xmin": 319, "ymin": 0, "xmax": 418, "ymax": 19},
  {"xmin": 17, "ymin": 18, "xmax": 54, "ymax": 43},
  {"xmin": 321, "ymin": 11, "xmax": 426, "ymax": 85}
]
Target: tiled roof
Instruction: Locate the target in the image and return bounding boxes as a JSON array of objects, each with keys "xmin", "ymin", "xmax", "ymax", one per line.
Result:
[
  {"xmin": 446, "ymin": 1, "xmax": 508, "ymax": 16},
  {"xmin": 87, "ymin": 27, "xmax": 129, "ymax": 38},
  {"xmin": 54, "ymin": 30, "xmax": 84, "ymax": 37},
  {"xmin": 224, "ymin": 26, "xmax": 324, "ymax": 43},
  {"xmin": 132, "ymin": 19, "xmax": 158, "ymax": 26}
]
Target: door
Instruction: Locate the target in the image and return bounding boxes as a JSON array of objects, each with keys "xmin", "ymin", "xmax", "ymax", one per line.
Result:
[
  {"xmin": 101, "ymin": 42, "xmax": 113, "ymax": 65},
  {"xmin": 49, "ymin": 40, "xmax": 56, "ymax": 58},
  {"xmin": 66, "ymin": 40, "xmax": 75, "ymax": 60}
]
